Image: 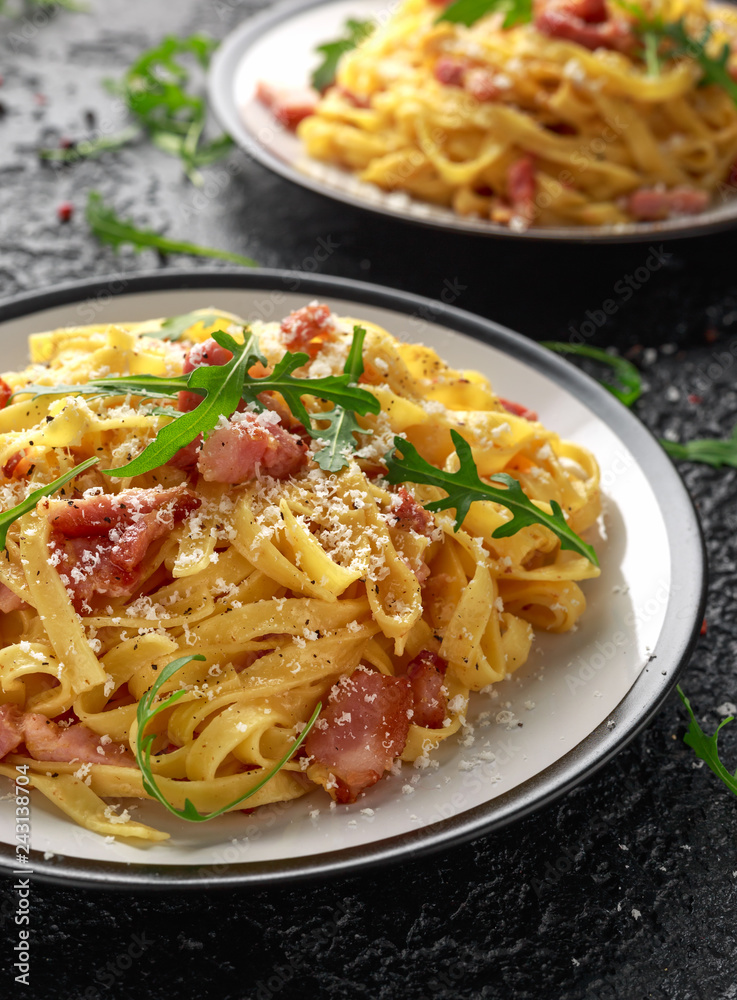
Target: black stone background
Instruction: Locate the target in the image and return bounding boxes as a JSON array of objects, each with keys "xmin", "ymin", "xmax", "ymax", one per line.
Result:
[{"xmin": 1, "ymin": 1, "xmax": 737, "ymax": 998}]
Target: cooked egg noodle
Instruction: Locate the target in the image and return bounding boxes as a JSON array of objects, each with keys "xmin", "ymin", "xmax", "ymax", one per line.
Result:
[{"xmin": 0, "ymin": 309, "xmax": 600, "ymax": 838}]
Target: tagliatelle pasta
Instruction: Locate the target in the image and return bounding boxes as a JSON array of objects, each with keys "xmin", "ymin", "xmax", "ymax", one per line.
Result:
[
  {"xmin": 290, "ymin": 0, "xmax": 737, "ymax": 228},
  {"xmin": 0, "ymin": 305, "xmax": 600, "ymax": 840}
]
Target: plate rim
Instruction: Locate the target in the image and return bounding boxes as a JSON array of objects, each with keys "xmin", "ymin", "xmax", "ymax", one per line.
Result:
[
  {"xmin": 208, "ymin": 0, "xmax": 737, "ymax": 245},
  {"xmin": 0, "ymin": 267, "xmax": 707, "ymax": 890}
]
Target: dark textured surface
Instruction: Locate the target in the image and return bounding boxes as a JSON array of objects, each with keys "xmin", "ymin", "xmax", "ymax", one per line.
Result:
[{"xmin": 1, "ymin": 2, "xmax": 737, "ymax": 999}]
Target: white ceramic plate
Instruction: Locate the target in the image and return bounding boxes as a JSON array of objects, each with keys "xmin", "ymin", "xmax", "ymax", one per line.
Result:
[
  {"xmin": 209, "ymin": 0, "xmax": 737, "ymax": 244},
  {"xmin": 0, "ymin": 270, "xmax": 705, "ymax": 888}
]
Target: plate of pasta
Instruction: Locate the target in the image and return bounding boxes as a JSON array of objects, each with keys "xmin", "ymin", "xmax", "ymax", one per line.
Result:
[
  {"xmin": 210, "ymin": 0, "xmax": 737, "ymax": 240},
  {"xmin": 0, "ymin": 270, "xmax": 704, "ymax": 887}
]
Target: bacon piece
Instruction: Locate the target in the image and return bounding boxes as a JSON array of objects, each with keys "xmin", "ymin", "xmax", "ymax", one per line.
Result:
[
  {"xmin": 256, "ymin": 81, "xmax": 319, "ymax": 129},
  {"xmin": 178, "ymin": 336, "xmax": 234, "ymax": 413},
  {"xmin": 21, "ymin": 712, "xmax": 134, "ymax": 766},
  {"xmin": 507, "ymin": 155, "xmax": 536, "ymax": 223},
  {"xmin": 305, "ymin": 668, "xmax": 412, "ymax": 803},
  {"xmin": 625, "ymin": 186, "xmax": 710, "ymax": 222},
  {"xmin": 407, "ymin": 651, "xmax": 448, "ymax": 729},
  {"xmin": 174, "ymin": 336, "xmax": 308, "ymax": 479},
  {"xmin": 3, "ymin": 451, "xmax": 26, "ymax": 478},
  {"xmin": 498, "ymin": 397, "xmax": 538, "ymax": 421},
  {"xmin": 48, "ymin": 486, "xmax": 200, "ymax": 607},
  {"xmin": 177, "ymin": 339, "xmax": 281, "ymax": 420},
  {"xmin": 434, "ymin": 56, "xmax": 468, "ymax": 87},
  {"xmin": 0, "ymin": 584, "xmax": 25, "ymax": 613},
  {"xmin": 557, "ymin": 0, "xmax": 608, "ymax": 21},
  {"xmin": 197, "ymin": 412, "xmax": 308, "ymax": 484},
  {"xmin": 0, "ymin": 377, "xmax": 11, "ymax": 410},
  {"xmin": 0, "ymin": 704, "xmax": 23, "ymax": 758},
  {"xmin": 534, "ymin": 0, "xmax": 636, "ymax": 53},
  {"xmin": 0, "ymin": 705, "xmax": 134, "ymax": 766},
  {"xmin": 2, "ymin": 449, "xmax": 38, "ymax": 479},
  {"xmin": 337, "ymin": 86, "xmax": 371, "ymax": 109},
  {"xmin": 392, "ymin": 486, "xmax": 436, "ymax": 538},
  {"xmin": 413, "ymin": 560, "xmax": 431, "ymax": 585},
  {"xmin": 48, "ymin": 486, "xmax": 198, "ymax": 536},
  {"xmin": 167, "ymin": 436, "xmax": 202, "ymax": 470},
  {"xmin": 465, "ymin": 67, "xmax": 500, "ymax": 102},
  {"xmin": 280, "ymin": 302, "xmax": 335, "ymax": 358}
]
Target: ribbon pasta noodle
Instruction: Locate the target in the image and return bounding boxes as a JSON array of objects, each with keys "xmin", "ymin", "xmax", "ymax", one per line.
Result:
[
  {"xmin": 0, "ymin": 305, "xmax": 600, "ymax": 840},
  {"xmin": 295, "ymin": 0, "xmax": 737, "ymax": 228}
]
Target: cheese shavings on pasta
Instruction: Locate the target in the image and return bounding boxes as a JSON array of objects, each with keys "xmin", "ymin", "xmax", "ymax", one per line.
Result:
[
  {"xmin": 289, "ymin": 0, "xmax": 737, "ymax": 229},
  {"xmin": 0, "ymin": 304, "xmax": 600, "ymax": 840}
]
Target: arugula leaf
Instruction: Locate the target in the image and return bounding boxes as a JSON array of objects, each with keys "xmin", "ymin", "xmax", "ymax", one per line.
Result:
[
  {"xmin": 662, "ymin": 425, "xmax": 737, "ymax": 468},
  {"xmin": 104, "ymin": 329, "xmax": 262, "ymax": 477},
  {"xmin": 677, "ymin": 686, "xmax": 737, "ymax": 798},
  {"xmin": 384, "ymin": 430, "xmax": 599, "ymax": 565},
  {"xmin": 19, "ymin": 325, "xmax": 379, "ymax": 476},
  {"xmin": 101, "ymin": 325, "xmax": 378, "ymax": 475},
  {"xmin": 614, "ymin": 3, "xmax": 737, "ymax": 104},
  {"xmin": 17, "ymin": 373, "xmax": 189, "ymax": 404},
  {"xmin": 134, "ymin": 652, "xmax": 322, "ymax": 822},
  {"xmin": 438, "ymin": 0, "xmax": 532, "ymax": 29},
  {"xmin": 241, "ymin": 325, "xmax": 380, "ymax": 473},
  {"xmin": 111, "ymin": 34, "xmax": 232, "ymax": 185},
  {"xmin": 86, "ymin": 191, "xmax": 259, "ymax": 267},
  {"xmin": 659, "ymin": 18, "xmax": 737, "ymax": 104},
  {"xmin": 311, "ymin": 403, "xmax": 370, "ymax": 473},
  {"xmin": 39, "ymin": 126, "xmax": 143, "ymax": 164},
  {"xmin": 0, "ymin": 457, "xmax": 99, "ymax": 549},
  {"xmin": 541, "ymin": 342, "xmax": 643, "ymax": 408},
  {"xmin": 142, "ymin": 310, "xmax": 226, "ymax": 342},
  {"xmin": 312, "ymin": 18, "xmax": 374, "ymax": 91}
]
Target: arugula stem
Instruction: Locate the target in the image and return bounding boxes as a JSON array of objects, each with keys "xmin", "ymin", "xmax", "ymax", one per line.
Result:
[
  {"xmin": 643, "ymin": 32, "xmax": 661, "ymax": 77},
  {"xmin": 39, "ymin": 126, "xmax": 142, "ymax": 163},
  {"xmin": 677, "ymin": 686, "xmax": 737, "ymax": 797},
  {"xmin": 0, "ymin": 457, "xmax": 99, "ymax": 549},
  {"xmin": 86, "ymin": 191, "xmax": 259, "ymax": 267},
  {"xmin": 133, "ymin": 651, "xmax": 323, "ymax": 822},
  {"xmin": 661, "ymin": 426, "xmax": 737, "ymax": 468}
]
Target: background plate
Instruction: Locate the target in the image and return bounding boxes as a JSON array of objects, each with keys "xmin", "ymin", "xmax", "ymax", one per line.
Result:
[
  {"xmin": 0, "ymin": 270, "xmax": 706, "ymax": 888},
  {"xmin": 209, "ymin": 0, "xmax": 737, "ymax": 244}
]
